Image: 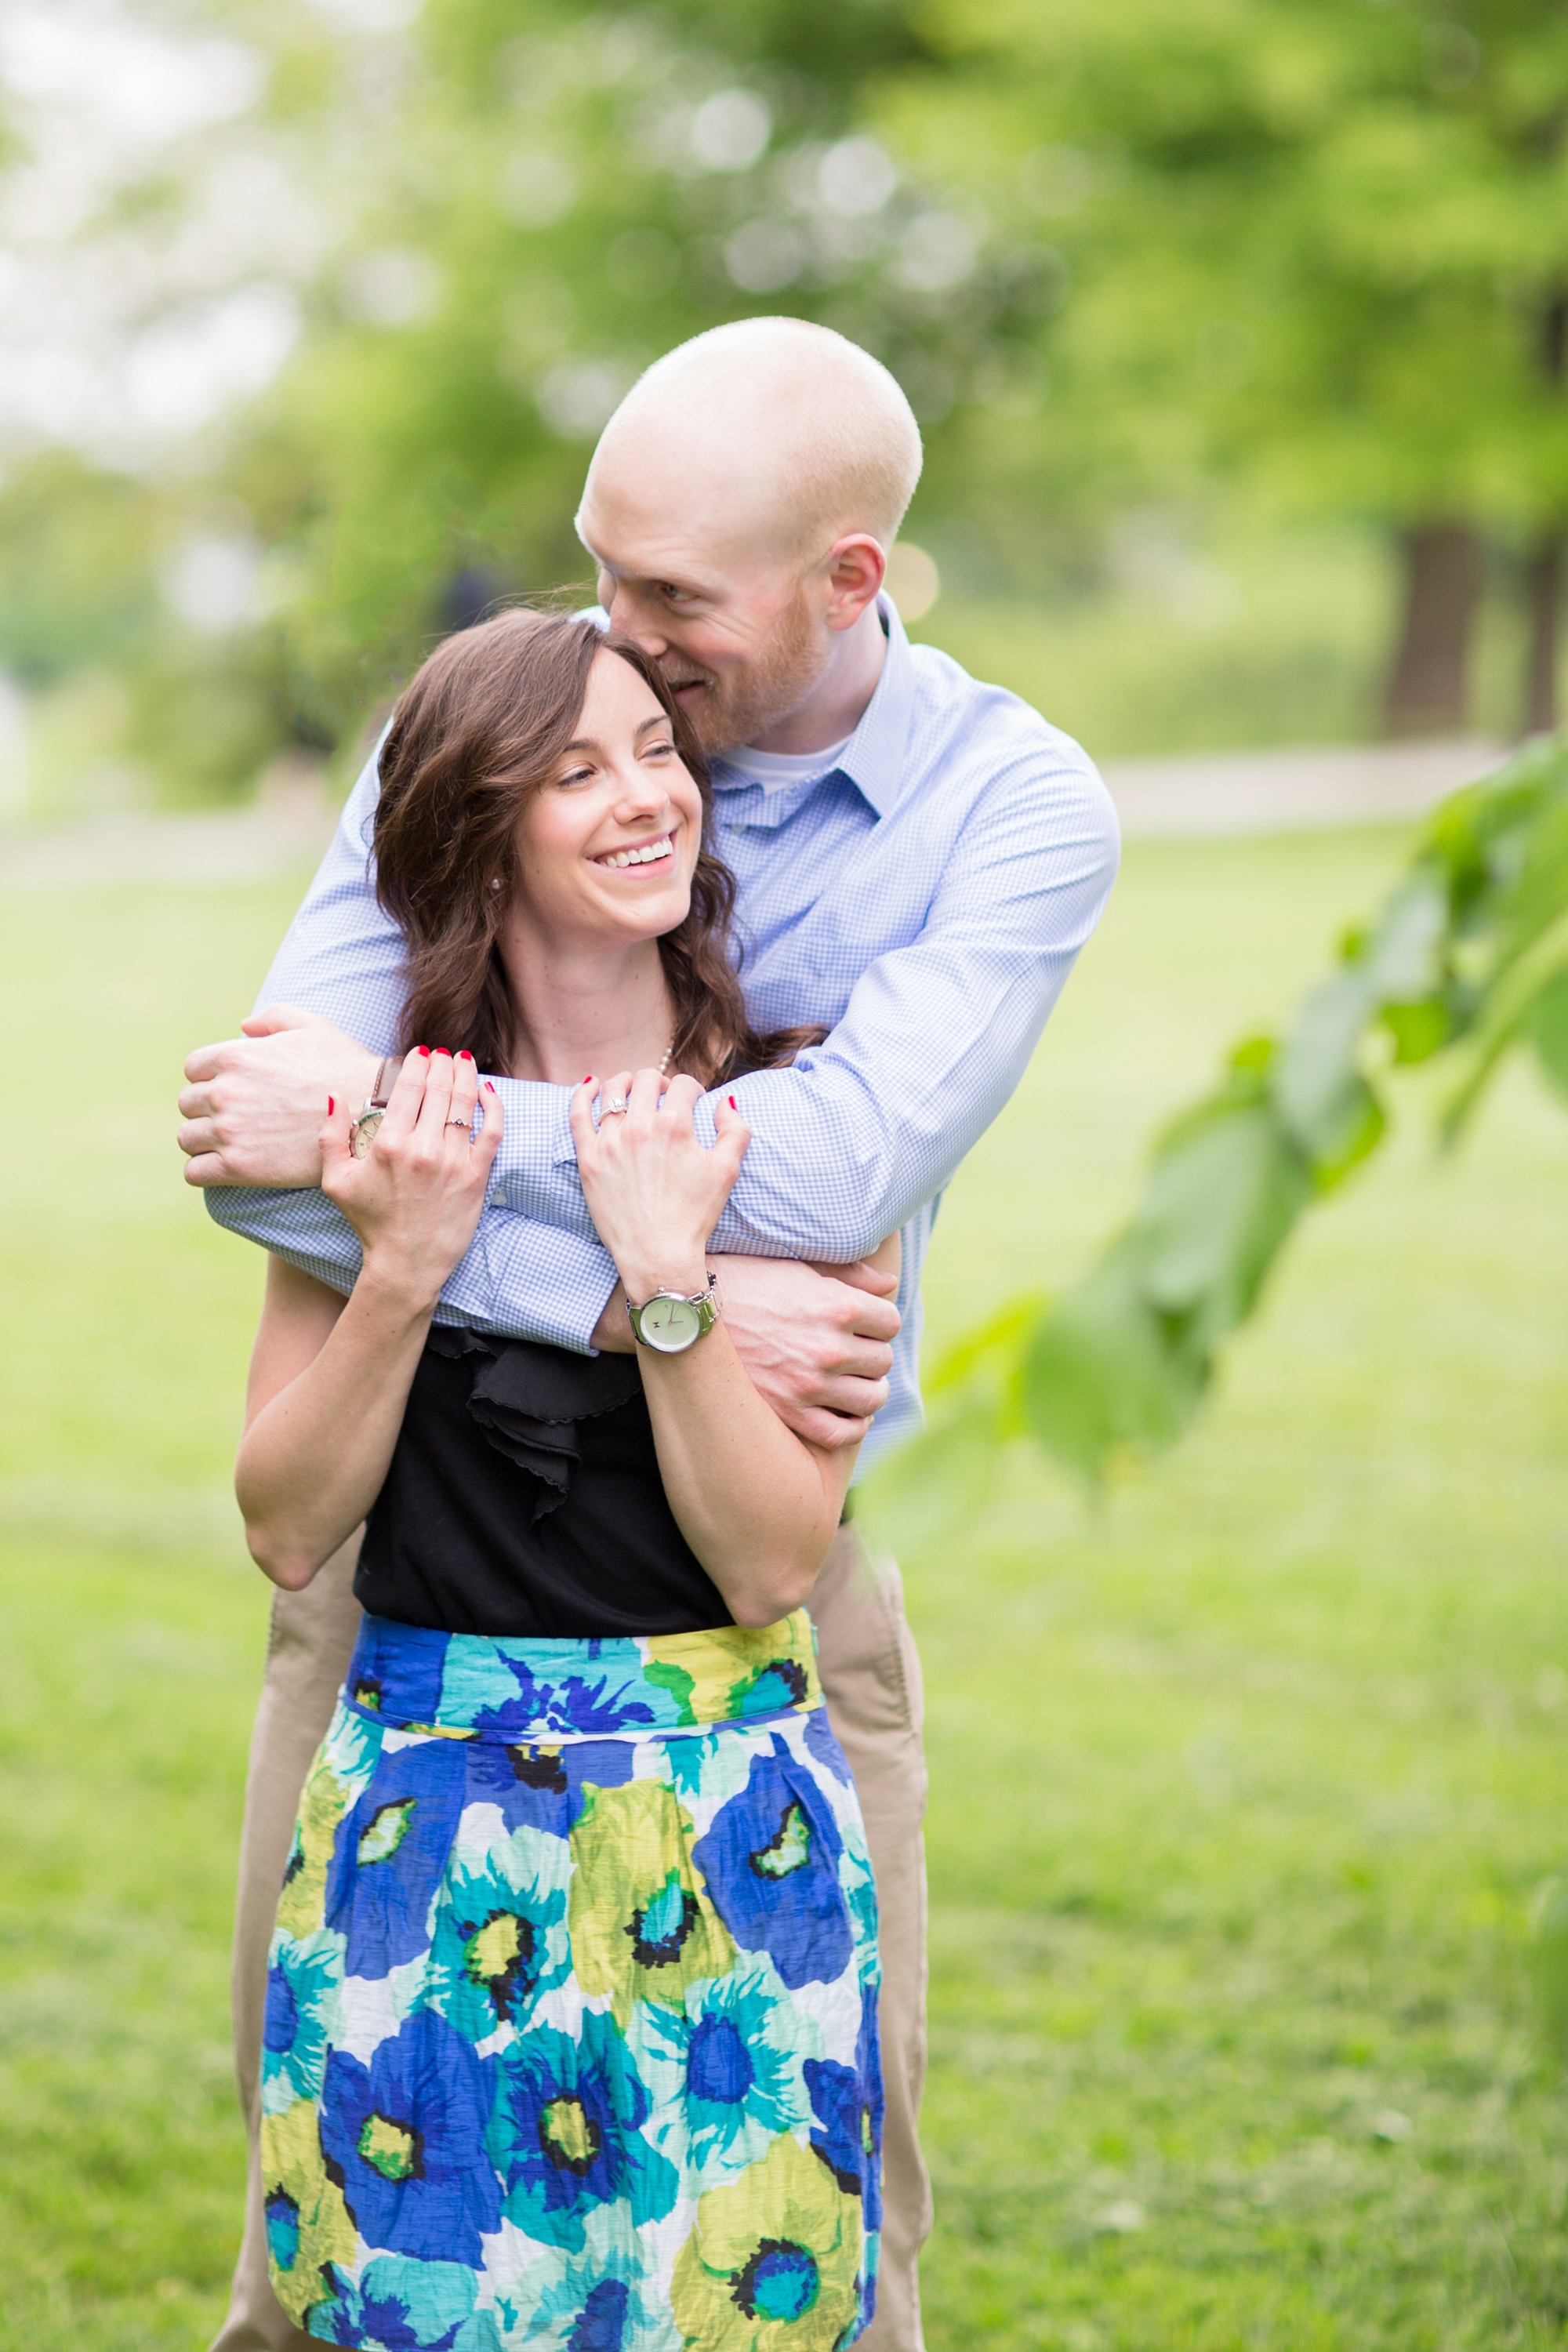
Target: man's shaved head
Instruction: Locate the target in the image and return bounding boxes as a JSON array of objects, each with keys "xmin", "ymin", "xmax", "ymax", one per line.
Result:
[
  {"xmin": 581, "ymin": 318, "xmax": 922, "ymax": 565},
  {"xmin": 575, "ymin": 318, "xmax": 919, "ymax": 757}
]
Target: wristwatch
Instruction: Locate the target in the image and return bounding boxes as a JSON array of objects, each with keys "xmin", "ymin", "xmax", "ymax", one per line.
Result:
[
  {"xmin": 350, "ymin": 1057, "xmax": 399, "ymax": 1158},
  {"xmin": 626, "ymin": 1272, "xmax": 720, "ymax": 1354}
]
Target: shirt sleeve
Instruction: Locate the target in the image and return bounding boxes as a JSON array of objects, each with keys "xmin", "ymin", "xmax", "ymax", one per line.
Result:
[
  {"xmin": 483, "ymin": 740, "xmax": 1122, "ymax": 1261},
  {"xmin": 202, "ymin": 741, "xmax": 620, "ymax": 1350}
]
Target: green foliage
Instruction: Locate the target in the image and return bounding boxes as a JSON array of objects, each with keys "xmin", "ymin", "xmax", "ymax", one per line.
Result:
[
  {"xmin": 228, "ymin": 0, "xmax": 1075, "ymax": 735},
  {"xmin": 0, "ymin": 456, "xmax": 165, "ymax": 690},
  {"xmin": 878, "ymin": 0, "xmax": 1568, "ymax": 564},
  {"xmin": 871, "ymin": 731, "xmax": 1568, "ymax": 1497}
]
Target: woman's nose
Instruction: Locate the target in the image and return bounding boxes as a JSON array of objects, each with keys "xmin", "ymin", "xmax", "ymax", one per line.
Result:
[{"xmin": 615, "ymin": 767, "xmax": 670, "ymax": 816}]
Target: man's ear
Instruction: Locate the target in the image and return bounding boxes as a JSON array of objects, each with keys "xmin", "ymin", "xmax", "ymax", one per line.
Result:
[{"xmin": 822, "ymin": 535, "xmax": 887, "ymax": 633}]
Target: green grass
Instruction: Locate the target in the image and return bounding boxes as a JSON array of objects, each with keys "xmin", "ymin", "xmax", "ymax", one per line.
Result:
[{"xmin": 5, "ymin": 833, "xmax": 1568, "ymax": 2347}]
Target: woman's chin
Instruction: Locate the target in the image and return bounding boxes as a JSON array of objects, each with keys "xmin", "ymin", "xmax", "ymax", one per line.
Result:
[{"xmin": 584, "ymin": 884, "xmax": 692, "ymax": 941}]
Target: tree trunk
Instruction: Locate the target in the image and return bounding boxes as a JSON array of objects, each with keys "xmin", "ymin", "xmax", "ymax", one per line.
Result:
[
  {"xmin": 1523, "ymin": 530, "xmax": 1563, "ymax": 737},
  {"xmin": 1521, "ymin": 296, "xmax": 1567, "ymax": 738},
  {"xmin": 1383, "ymin": 520, "xmax": 1484, "ymax": 737}
]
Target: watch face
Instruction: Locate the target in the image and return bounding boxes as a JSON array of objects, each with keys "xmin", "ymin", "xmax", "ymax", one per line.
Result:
[
  {"xmin": 350, "ymin": 1109, "xmax": 384, "ymax": 1160},
  {"xmin": 639, "ymin": 1294, "xmax": 702, "ymax": 1352}
]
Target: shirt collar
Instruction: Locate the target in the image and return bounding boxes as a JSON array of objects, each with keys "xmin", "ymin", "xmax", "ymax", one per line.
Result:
[{"xmin": 712, "ymin": 594, "xmax": 915, "ymax": 823}]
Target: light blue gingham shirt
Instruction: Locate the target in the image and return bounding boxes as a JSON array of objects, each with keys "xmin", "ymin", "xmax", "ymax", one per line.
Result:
[{"xmin": 208, "ymin": 599, "xmax": 1120, "ymax": 1470}]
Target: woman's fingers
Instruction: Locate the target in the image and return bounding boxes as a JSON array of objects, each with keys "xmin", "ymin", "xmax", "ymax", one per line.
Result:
[
  {"xmin": 711, "ymin": 1091, "xmax": 752, "ymax": 1183},
  {"xmin": 377, "ymin": 1045, "xmax": 430, "ymax": 1142},
  {"xmin": 442, "ymin": 1049, "xmax": 480, "ymax": 1145},
  {"xmin": 415, "ymin": 1047, "xmax": 456, "ymax": 1136},
  {"xmin": 625, "ymin": 1065, "xmax": 665, "ymax": 1123},
  {"xmin": 598, "ymin": 1070, "xmax": 634, "ymax": 1128},
  {"xmin": 568, "ymin": 1076, "xmax": 600, "ymax": 1162},
  {"xmin": 318, "ymin": 1090, "xmax": 355, "ymax": 1172},
  {"xmin": 474, "ymin": 1077, "xmax": 504, "ymax": 1172}
]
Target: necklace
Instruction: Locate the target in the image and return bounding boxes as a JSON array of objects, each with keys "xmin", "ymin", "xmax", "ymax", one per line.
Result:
[{"xmin": 658, "ymin": 1042, "xmax": 673, "ymax": 1076}]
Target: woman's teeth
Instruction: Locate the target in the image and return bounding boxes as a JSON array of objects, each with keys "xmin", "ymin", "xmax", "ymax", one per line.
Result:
[{"xmin": 598, "ymin": 835, "xmax": 673, "ymax": 869}]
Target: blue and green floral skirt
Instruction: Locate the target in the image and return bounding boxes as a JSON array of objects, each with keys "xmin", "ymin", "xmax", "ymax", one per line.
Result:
[{"xmin": 261, "ymin": 1607, "xmax": 882, "ymax": 2350}]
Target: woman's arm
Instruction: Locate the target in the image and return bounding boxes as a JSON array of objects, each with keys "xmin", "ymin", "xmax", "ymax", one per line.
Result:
[
  {"xmin": 235, "ymin": 1051, "xmax": 501, "ymax": 1588},
  {"xmin": 571, "ymin": 1068, "xmax": 897, "ymax": 1629}
]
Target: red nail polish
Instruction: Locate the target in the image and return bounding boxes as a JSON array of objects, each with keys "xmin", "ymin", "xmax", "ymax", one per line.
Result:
[
  {"xmin": 327, "ymin": 1097, "xmax": 335, "ymax": 1116},
  {"xmin": 417, "ymin": 1045, "xmax": 430, "ymax": 1058},
  {"xmin": 484, "ymin": 1080, "xmax": 495, "ymax": 1094},
  {"xmin": 583, "ymin": 1074, "xmax": 593, "ymax": 1083},
  {"xmin": 435, "ymin": 1047, "xmax": 451, "ymax": 1058},
  {"xmin": 458, "ymin": 1051, "xmax": 473, "ymax": 1062},
  {"xmin": 729, "ymin": 1095, "xmax": 737, "ymax": 1109}
]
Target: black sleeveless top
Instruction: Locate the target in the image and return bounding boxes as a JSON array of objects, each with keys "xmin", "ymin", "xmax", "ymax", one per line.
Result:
[{"xmin": 354, "ymin": 1326, "xmax": 733, "ymax": 1638}]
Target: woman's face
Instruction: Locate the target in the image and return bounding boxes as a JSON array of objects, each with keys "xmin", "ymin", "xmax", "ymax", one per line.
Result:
[{"xmin": 509, "ymin": 650, "xmax": 705, "ymax": 953}]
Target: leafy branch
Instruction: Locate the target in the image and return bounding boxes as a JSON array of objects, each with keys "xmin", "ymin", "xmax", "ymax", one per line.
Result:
[{"xmin": 871, "ymin": 733, "xmax": 1568, "ymax": 1519}]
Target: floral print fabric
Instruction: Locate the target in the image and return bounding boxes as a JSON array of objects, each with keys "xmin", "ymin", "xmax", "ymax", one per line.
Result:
[{"xmin": 261, "ymin": 1610, "xmax": 881, "ymax": 2350}]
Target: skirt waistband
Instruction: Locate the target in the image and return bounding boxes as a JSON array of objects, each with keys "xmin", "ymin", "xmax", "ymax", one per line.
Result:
[{"xmin": 343, "ymin": 1609, "xmax": 822, "ymax": 1742}]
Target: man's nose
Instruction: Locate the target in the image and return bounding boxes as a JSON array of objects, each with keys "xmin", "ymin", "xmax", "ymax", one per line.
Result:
[{"xmin": 605, "ymin": 581, "xmax": 665, "ymax": 655}]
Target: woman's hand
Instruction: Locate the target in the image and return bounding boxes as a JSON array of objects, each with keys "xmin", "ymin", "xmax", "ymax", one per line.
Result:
[
  {"xmin": 570, "ymin": 1067, "xmax": 749, "ymax": 1305},
  {"xmin": 320, "ymin": 1047, "xmax": 502, "ymax": 1306}
]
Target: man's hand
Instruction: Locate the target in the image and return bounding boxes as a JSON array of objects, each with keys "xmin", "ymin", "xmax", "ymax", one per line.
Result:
[
  {"xmin": 178, "ymin": 1005, "xmax": 381, "ymax": 1188},
  {"xmin": 591, "ymin": 1254, "xmax": 899, "ymax": 1446}
]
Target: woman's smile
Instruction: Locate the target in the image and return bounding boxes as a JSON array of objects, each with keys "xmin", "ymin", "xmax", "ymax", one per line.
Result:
[{"xmin": 592, "ymin": 829, "xmax": 677, "ymax": 872}]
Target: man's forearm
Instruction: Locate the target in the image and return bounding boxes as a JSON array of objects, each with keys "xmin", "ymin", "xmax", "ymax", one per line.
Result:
[{"xmin": 205, "ymin": 1185, "xmax": 620, "ymax": 1352}]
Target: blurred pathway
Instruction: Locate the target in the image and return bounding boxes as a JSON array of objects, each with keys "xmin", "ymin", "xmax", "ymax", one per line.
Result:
[
  {"xmin": 0, "ymin": 737, "xmax": 1512, "ymax": 888},
  {"xmin": 1102, "ymin": 735, "xmax": 1505, "ymax": 839}
]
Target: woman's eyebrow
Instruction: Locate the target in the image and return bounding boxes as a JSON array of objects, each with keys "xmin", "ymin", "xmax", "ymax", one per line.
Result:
[{"xmin": 560, "ymin": 714, "xmax": 671, "ymax": 754}]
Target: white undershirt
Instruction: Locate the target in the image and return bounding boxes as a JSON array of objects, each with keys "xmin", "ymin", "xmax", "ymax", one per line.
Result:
[{"xmin": 721, "ymin": 735, "xmax": 854, "ymax": 789}]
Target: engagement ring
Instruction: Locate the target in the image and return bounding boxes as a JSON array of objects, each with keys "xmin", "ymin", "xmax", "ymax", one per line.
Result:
[{"xmin": 602, "ymin": 1095, "xmax": 630, "ymax": 1116}]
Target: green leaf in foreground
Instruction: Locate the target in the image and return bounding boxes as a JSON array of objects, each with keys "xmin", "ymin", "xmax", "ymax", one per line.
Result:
[{"xmin": 869, "ymin": 732, "xmax": 1568, "ymax": 1507}]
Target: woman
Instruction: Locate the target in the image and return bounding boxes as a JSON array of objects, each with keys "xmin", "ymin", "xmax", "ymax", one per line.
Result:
[{"xmin": 236, "ymin": 612, "xmax": 888, "ymax": 2351}]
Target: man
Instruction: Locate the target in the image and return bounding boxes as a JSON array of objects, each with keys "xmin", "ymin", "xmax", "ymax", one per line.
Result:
[{"xmin": 180, "ymin": 316, "xmax": 1119, "ymax": 2352}]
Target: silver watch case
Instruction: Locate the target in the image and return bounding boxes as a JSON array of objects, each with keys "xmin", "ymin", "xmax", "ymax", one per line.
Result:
[{"xmin": 626, "ymin": 1276, "xmax": 720, "ymax": 1354}]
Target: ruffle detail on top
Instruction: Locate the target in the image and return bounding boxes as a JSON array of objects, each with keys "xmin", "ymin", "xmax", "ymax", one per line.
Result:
[{"xmin": 424, "ymin": 1325, "xmax": 643, "ymax": 1515}]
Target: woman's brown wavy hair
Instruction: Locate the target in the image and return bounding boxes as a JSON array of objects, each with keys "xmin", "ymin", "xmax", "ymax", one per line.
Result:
[{"xmin": 372, "ymin": 609, "xmax": 823, "ymax": 1084}]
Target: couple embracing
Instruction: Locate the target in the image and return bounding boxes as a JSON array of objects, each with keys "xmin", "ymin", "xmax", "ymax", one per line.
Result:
[{"xmin": 181, "ymin": 318, "xmax": 1119, "ymax": 2352}]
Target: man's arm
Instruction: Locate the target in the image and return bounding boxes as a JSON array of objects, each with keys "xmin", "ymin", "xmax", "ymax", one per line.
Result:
[
  {"xmin": 186, "ymin": 747, "xmax": 901, "ymax": 1435},
  {"xmin": 474, "ymin": 740, "xmax": 1120, "ymax": 1258},
  {"xmin": 186, "ymin": 734, "xmax": 1114, "ymax": 1394}
]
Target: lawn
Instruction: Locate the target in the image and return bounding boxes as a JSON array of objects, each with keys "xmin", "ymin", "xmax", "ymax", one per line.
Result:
[{"xmin": 3, "ymin": 828, "xmax": 1568, "ymax": 2348}]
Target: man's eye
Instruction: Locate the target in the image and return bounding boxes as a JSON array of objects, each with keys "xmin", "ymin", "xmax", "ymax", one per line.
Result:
[{"xmin": 660, "ymin": 584, "xmax": 694, "ymax": 604}]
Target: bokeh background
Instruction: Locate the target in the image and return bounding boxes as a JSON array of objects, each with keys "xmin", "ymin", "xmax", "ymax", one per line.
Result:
[{"xmin": 5, "ymin": 3, "xmax": 1568, "ymax": 2347}]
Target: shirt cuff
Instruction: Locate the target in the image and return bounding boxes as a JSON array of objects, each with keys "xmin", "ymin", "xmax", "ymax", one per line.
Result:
[{"xmin": 443, "ymin": 1213, "xmax": 618, "ymax": 1353}]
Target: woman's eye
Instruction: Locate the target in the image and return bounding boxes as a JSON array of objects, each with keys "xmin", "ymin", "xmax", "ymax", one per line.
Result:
[
  {"xmin": 558, "ymin": 766, "xmax": 593, "ymax": 788},
  {"xmin": 643, "ymin": 738, "xmax": 674, "ymax": 759}
]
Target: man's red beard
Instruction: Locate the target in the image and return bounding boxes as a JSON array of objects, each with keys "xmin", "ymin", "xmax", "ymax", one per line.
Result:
[{"xmin": 662, "ymin": 591, "xmax": 833, "ymax": 755}]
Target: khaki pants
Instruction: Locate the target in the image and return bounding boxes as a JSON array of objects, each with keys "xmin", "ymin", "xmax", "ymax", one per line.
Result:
[{"xmin": 209, "ymin": 1526, "xmax": 931, "ymax": 2352}]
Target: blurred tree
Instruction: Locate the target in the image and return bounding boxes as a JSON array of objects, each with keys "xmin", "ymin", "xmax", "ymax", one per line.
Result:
[
  {"xmin": 228, "ymin": 0, "xmax": 1066, "ymax": 746},
  {"xmin": 874, "ymin": 0, "xmax": 1568, "ymax": 735},
  {"xmin": 0, "ymin": 455, "xmax": 162, "ymax": 688}
]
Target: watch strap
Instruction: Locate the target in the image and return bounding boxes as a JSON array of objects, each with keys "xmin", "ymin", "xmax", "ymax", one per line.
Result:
[{"xmin": 350, "ymin": 1056, "xmax": 401, "ymax": 1158}]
